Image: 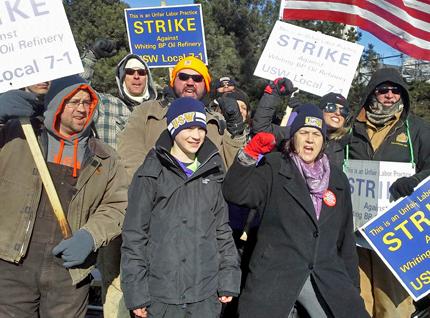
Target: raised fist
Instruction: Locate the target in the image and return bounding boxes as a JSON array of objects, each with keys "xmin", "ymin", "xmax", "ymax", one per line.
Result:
[
  {"xmin": 243, "ymin": 132, "xmax": 276, "ymax": 159},
  {"xmin": 91, "ymin": 38, "xmax": 117, "ymax": 59},
  {"xmin": 264, "ymin": 77, "xmax": 297, "ymax": 97},
  {"xmin": 218, "ymin": 96, "xmax": 245, "ymax": 137}
]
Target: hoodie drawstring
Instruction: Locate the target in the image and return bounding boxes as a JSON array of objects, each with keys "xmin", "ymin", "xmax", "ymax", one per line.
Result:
[
  {"xmin": 54, "ymin": 140, "xmax": 65, "ymax": 164},
  {"xmin": 73, "ymin": 139, "xmax": 78, "ymax": 178},
  {"xmin": 52, "ymin": 139, "xmax": 79, "ymax": 178}
]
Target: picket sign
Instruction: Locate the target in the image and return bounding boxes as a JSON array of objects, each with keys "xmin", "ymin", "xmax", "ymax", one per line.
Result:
[
  {"xmin": 20, "ymin": 118, "xmax": 72, "ymax": 239},
  {"xmin": 344, "ymin": 159, "xmax": 415, "ymax": 231}
]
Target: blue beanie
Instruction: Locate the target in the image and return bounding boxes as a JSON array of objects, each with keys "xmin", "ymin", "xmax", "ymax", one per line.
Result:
[
  {"xmin": 290, "ymin": 103, "xmax": 327, "ymax": 138},
  {"xmin": 166, "ymin": 97, "xmax": 207, "ymax": 138}
]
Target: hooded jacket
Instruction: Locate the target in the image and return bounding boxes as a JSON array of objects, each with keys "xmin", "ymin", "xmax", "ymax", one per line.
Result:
[
  {"xmin": 115, "ymin": 54, "xmax": 158, "ymax": 107},
  {"xmin": 0, "ymin": 76, "xmax": 128, "ymax": 285},
  {"xmin": 81, "ymin": 52, "xmax": 158, "ymax": 149},
  {"xmin": 121, "ymin": 130, "xmax": 241, "ymax": 309},
  {"xmin": 349, "ymin": 68, "xmax": 430, "ymax": 182},
  {"xmin": 43, "ymin": 75, "xmax": 98, "ymax": 177}
]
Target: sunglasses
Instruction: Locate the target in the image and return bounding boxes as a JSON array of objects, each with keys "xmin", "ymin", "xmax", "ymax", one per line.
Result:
[
  {"xmin": 324, "ymin": 103, "xmax": 350, "ymax": 118},
  {"xmin": 375, "ymin": 86, "xmax": 401, "ymax": 95},
  {"xmin": 125, "ymin": 68, "xmax": 147, "ymax": 76},
  {"xmin": 177, "ymin": 72, "xmax": 204, "ymax": 83},
  {"xmin": 220, "ymin": 80, "xmax": 235, "ymax": 87}
]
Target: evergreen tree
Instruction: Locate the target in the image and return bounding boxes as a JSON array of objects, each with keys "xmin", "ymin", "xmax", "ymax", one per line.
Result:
[
  {"xmin": 63, "ymin": 0, "xmax": 129, "ymax": 95},
  {"xmin": 63, "ymin": 0, "xmax": 429, "ymax": 120}
]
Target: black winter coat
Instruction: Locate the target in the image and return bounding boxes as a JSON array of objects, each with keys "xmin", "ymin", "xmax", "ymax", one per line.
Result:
[
  {"xmin": 121, "ymin": 131, "xmax": 241, "ymax": 310},
  {"xmin": 223, "ymin": 152, "xmax": 369, "ymax": 318}
]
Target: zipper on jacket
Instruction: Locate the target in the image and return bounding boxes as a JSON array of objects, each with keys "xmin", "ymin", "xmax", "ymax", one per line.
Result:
[
  {"xmin": 19, "ymin": 218, "xmax": 32, "ymax": 258},
  {"xmin": 186, "ymin": 151, "xmax": 219, "ymax": 183}
]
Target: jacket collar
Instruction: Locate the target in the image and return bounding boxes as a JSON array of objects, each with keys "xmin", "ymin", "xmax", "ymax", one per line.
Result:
[{"xmin": 155, "ymin": 129, "xmax": 223, "ymax": 179}]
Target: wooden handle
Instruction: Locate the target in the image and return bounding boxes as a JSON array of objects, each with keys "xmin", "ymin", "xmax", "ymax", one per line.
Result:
[
  {"xmin": 280, "ymin": 106, "xmax": 292, "ymax": 127},
  {"xmin": 20, "ymin": 119, "xmax": 72, "ymax": 239}
]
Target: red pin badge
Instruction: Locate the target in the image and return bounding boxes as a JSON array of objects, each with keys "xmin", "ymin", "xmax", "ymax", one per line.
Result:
[{"xmin": 323, "ymin": 189, "xmax": 336, "ymax": 207}]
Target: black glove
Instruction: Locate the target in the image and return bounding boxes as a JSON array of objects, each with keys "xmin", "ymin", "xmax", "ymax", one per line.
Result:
[
  {"xmin": 389, "ymin": 176, "xmax": 420, "ymax": 200},
  {"xmin": 264, "ymin": 77, "xmax": 297, "ymax": 96},
  {"xmin": 91, "ymin": 38, "xmax": 117, "ymax": 59},
  {"xmin": 288, "ymin": 96, "xmax": 302, "ymax": 109},
  {"xmin": 52, "ymin": 229, "xmax": 95, "ymax": 268},
  {"xmin": 0, "ymin": 90, "xmax": 41, "ymax": 124},
  {"xmin": 218, "ymin": 96, "xmax": 245, "ymax": 137}
]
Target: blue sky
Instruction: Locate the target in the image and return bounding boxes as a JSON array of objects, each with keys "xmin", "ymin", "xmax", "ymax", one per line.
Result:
[
  {"xmin": 124, "ymin": 0, "xmax": 405, "ymax": 65},
  {"xmin": 359, "ymin": 30, "xmax": 404, "ymax": 65}
]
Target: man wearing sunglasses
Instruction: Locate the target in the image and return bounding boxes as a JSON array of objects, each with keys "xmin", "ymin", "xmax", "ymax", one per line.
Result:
[
  {"xmin": 118, "ymin": 55, "xmax": 246, "ymax": 179},
  {"xmin": 349, "ymin": 68, "xmax": 430, "ymax": 318},
  {"xmin": 82, "ymin": 40, "xmax": 158, "ymax": 149},
  {"xmin": 215, "ymin": 76, "xmax": 237, "ymax": 94}
]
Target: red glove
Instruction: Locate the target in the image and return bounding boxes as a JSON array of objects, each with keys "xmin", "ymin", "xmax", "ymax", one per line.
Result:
[
  {"xmin": 243, "ymin": 132, "xmax": 276, "ymax": 159},
  {"xmin": 264, "ymin": 77, "xmax": 297, "ymax": 96}
]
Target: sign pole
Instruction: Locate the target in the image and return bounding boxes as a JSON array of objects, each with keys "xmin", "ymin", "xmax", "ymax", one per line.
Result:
[{"xmin": 20, "ymin": 118, "xmax": 72, "ymax": 239}]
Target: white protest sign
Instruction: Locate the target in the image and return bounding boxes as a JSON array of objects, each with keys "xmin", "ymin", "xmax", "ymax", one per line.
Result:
[
  {"xmin": 0, "ymin": 0, "xmax": 83, "ymax": 93},
  {"xmin": 344, "ymin": 160, "xmax": 415, "ymax": 230},
  {"xmin": 254, "ymin": 21, "xmax": 363, "ymax": 97}
]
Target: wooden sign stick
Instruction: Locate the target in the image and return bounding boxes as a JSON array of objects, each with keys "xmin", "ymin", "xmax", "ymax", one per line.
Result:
[
  {"xmin": 280, "ymin": 89, "xmax": 300, "ymax": 127},
  {"xmin": 20, "ymin": 118, "xmax": 72, "ymax": 239}
]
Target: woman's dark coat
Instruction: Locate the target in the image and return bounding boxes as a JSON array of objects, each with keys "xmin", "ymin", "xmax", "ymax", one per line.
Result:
[{"xmin": 223, "ymin": 152, "xmax": 369, "ymax": 318}]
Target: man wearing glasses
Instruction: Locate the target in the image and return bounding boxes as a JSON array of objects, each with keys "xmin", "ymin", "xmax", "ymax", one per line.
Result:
[
  {"xmin": 0, "ymin": 75, "xmax": 127, "ymax": 318},
  {"xmin": 118, "ymin": 55, "xmax": 246, "ymax": 179},
  {"xmin": 349, "ymin": 68, "xmax": 430, "ymax": 318}
]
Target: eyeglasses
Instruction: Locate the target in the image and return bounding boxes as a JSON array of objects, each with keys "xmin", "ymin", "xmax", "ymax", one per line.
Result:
[
  {"xmin": 375, "ymin": 86, "xmax": 401, "ymax": 95},
  {"xmin": 66, "ymin": 99, "xmax": 92, "ymax": 109},
  {"xmin": 177, "ymin": 72, "xmax": 204, "ymax": 83},
  {"xmin": 324, "ymin": 103, "xmax": 350, "ymax": 118},
  {"xmin": 125, "ymin": 68, "xmax": 147, "ymax": 76}
]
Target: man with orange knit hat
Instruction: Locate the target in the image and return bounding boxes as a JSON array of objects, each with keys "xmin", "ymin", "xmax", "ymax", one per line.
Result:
[{"xmin": 118, "ymin": 56, "xmax": 246, "ymax": 179}]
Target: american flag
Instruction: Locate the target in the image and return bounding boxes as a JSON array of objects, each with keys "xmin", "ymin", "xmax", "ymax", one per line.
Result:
[{"xmin": 280, "ymin": 0, "xmax": 430, "ymax": 61}]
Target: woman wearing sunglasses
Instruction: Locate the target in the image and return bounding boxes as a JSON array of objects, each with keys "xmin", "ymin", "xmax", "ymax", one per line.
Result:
[{"xmin": 317, "ymin": 92, "xmax": 351, "ymax": 168}]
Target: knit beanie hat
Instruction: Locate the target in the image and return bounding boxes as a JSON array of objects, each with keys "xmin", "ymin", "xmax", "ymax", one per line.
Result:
[
  {"xmin": 166, "ymin": 97, "xmax": 207, "ymax": 139},
  {"xmin": 290, "ymin": 103, "xmax": 327, "ymax": 138},
  {"xmin": 318, "ymin": 92, "xmax": 349, "ymax": 109},
  {"xmin": 170, "ymin": 56, "xmax": 211, "ymax": 93}
]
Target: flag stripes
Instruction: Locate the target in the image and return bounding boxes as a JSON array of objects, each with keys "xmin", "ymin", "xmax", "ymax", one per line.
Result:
[{"xmin": 281, "ymin": 0, "xmax": 430, "ymax": 60}]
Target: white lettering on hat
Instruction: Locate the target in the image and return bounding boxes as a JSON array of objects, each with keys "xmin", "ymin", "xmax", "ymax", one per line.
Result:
[
  {"xmin": 304, "ymin": 116, "xmax": 322, "ymax": 129},
  {"xmin": 167, "ymin": 111, "xmax": 206, "ymax": 135}
]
